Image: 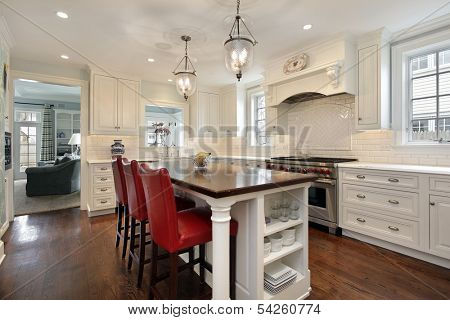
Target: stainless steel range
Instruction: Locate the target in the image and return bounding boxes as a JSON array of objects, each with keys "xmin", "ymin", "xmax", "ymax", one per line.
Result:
[{"xmin": 266, "ymin": 156, "xmax": 357, "ymax": 234}]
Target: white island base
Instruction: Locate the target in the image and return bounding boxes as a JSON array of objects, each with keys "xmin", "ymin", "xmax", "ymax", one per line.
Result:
[{"xmin": 178, "ymin": 182, "xmax": 312, "ymax": 300}]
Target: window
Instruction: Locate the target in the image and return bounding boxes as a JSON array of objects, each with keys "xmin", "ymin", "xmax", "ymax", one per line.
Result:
[
  {"xmin": 15, "ymin": 110, "xmax": 40, "ymax": 122},
  {"xmin": 409, "ymin": 48, "xmax": 450, "ymax": 143},
  {"xmin": 253, "ymin": 93, "xmax": 270, "ymax": 145}
]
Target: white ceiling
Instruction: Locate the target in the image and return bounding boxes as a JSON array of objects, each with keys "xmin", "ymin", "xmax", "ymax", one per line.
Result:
[
  {"xmin": 2, "ymin": 0, "xmax": 450, "ymax": 87},
  {"xmin": 14, "ymin": 79, "xmax": 81, "ymax": 103}
]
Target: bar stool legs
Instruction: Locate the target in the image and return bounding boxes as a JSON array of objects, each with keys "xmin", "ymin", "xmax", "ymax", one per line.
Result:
[
  {"xmin": 115, "ymin": 204, "xmax": 122, "ymax": 248},
  {"xmin": 122, "ymin": 207, "xmax": 129, "ymax": 259},
  {"xmin": 115, "ymin": 203, "xmax": 130, "ymax": 259}
]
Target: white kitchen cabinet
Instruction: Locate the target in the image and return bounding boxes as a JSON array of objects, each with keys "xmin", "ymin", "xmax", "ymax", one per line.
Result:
[
  {"xmin": 430, "ymin": 195, "xmax": 450, "ymax": 259},
  {"xmin": 220, "ymin": 88, "xmax": 237, "ymax": 136},
  {"xmin": 190, "ymin": 91, "xmax": 220, "ymax": 136},
  {"xmin": 90, "ymin": 73, "xmax": 140, "ymax": 135},
  {"xmin": 355, "ymin": 29, "xmax": 390, "ymax": 130},
  {"xmin": 87, "ymin": 162, "xmax": 116, "ymax": 217},
  {"xmin": 339, "ymin": 164, "xmax": 450, "ymax": 267},
  {"xmin": 117, "ymin": 79, "xmax": 140, "ymax": 135}
]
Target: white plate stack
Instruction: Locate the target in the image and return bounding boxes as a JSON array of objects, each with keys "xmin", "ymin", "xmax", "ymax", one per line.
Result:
[{"xmin": 264, "ymin": 261, "xmax": 298, "ymax": 295}]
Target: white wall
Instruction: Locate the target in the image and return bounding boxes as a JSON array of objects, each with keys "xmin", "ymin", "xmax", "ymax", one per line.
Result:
[{"xmin": 10, "ymin": 58, "xmax": 89, "ymax": 81}]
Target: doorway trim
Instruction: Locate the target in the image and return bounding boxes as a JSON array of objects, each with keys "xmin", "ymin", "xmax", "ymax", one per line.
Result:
[{"xmin": 9, "ymin": 70, "xmax": 89, "ymax": 217}]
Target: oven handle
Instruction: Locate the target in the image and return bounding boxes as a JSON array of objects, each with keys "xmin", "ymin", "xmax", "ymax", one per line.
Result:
[{"xmin": 314, "ymin": 179, "xmax": 336, "ymax": 186}]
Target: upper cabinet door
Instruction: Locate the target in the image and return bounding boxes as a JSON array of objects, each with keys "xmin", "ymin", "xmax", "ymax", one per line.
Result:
[
  {"xmin": 209, "ymin": 93, "xmax": 220, "ymax": 131},
  {"xmin": 92, "ymin": 74, "xmax": 118, "ymax": 134},
  {"xmin": 430, "ymin": 195, "xmax": 450, "ymax": 259},
  {"xmin": 197, "ymin": 92, "xmax": 210, "ymax": 134},
  {"xmin": 356, "ymin": 44, "xmax": 379, "ymax": 127},
  {"xmin": 220, "ymin": 90, "xmax": 237, "ymax": 136},
  {"xmin": 117, "ymin": 79, "xmax": 140, "ymax": 135}
]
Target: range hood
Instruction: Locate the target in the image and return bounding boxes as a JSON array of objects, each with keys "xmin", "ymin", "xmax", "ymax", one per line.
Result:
[{"xmin": 262, "ymin": 36, "xmax": 357, "ymax": 107}]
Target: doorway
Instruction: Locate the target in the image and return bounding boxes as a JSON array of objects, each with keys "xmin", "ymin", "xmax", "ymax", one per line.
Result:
[{"xmin": 12, "ymin": 78, "xmax": 82, "ymax": 215}]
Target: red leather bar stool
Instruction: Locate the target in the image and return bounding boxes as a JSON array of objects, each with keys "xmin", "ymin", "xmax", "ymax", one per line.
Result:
[
  {"xmin": 112, "ymin": 155, "xmax": 130, "ymax": 258},
  {"xmin": 124, "ymin": 160, "xmax": 196, "ymax": 287},
  {"xmin": 140, "ymin": 166, "xmax": 238, "ymax": 300}
]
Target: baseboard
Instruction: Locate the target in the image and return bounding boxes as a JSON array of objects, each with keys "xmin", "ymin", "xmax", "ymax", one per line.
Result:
[
  {"xmin": 87, "ymin": 208, "xmax": 115, "ymax": 218},
  {"xmin": 343, "ymin": 229, "xmax": 450, "ymax": 269},
  {"xmin": 0, "ymin": 241, "xmax": 5, "ymax": 266}
]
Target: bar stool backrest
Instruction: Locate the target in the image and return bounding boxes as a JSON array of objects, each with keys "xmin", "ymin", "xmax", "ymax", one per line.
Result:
[{"xmin": 140, "ymin": 166, "xmax": 179, "ymax": 252}]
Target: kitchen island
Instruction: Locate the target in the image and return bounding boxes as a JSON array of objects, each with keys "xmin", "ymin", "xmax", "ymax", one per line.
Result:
[{"xmin": 145, "ymin": 159, "xmax": 316, "ymax": 300}]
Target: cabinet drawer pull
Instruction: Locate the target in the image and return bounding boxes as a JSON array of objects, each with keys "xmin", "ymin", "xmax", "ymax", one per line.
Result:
[
  {"xmin": 100, "ymin": 200, "xmax": 108, "ymax": 204},
  {"xmin": 100, "ymin": 177, "xmax": 108, "ymax": 181},
  {"xmin": 100, "ymin": 188, "xmax": 108, "ymax": 192},
  {"xmin": 356, "ymin": 175, "xmax": 366, "ymax": 179},
  {"xmin": 100, "ymin": 167, "xmax": 108, "ymax": 171},
  {"xmin": 388, "ymin": 226, "xmax": 399, "ymax": 231},
  {"xmin": 356, "ymin": 218, "xmax": 366, "ymax": 223},
  {"xmin": 388, "ymin": 178, "xmax": 399, "ymax": 183},
  {"xmin": 388, "ymin": 199, "xmax": 399, "ymax": 205},
  {"xmin": 430, "ymin": 202, "xmax": 435, "ymax": 206},
  {"xmin": 356, "ymin": 194, "xmax": 366, "ymax": 199}
]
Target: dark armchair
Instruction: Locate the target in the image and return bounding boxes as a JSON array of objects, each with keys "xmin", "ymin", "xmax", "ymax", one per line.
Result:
[{"xmin": 25, "ymin": 159, "xmax": 81, "ymax": 197}]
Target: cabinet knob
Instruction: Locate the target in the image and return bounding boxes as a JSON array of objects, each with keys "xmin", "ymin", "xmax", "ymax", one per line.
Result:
[
  {"xmin": 430, "ymin": 202, "xmax": 435, "ymax": 206},
  {"xmin": 100, "ymin": 200, "xmax": 108, "ymax": 204},
  {"xmin": 356, "ymin": 194, "xmax": 366, "ymax": 199},
  {"xmin": 356, "ymin": 218, "xmax": 366, "ymax": 223},
  {"xmin": 358, "ymin": 117, "xmax": 362, "ymax": 121}
]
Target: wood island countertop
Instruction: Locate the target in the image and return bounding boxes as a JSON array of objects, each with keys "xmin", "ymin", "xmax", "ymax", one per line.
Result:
[{"xmin": 143, "ymin": 159, "xmax": 316, "ymax": 198}]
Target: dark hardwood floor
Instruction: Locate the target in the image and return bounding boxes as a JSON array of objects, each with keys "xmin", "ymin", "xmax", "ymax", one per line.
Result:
[{"xmin": 0, "ymin": 208, "xmax": 448, "ymax": 299}]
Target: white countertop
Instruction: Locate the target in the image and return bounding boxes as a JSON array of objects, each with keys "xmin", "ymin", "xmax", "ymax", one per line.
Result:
[{"xmin": 338, "ymin": 162, "xmax": 450, "ymax": 176}]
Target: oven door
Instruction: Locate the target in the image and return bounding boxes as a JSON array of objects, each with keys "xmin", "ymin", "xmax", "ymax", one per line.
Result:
[{"xmin": 308, "ymin": 179, "xmax": 336, "ymax": 225}]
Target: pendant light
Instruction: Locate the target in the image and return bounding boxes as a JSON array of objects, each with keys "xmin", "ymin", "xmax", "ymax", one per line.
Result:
[
  {"xmin": 173, "ymin": 35, "xmax": 197, "ymax": 100},
  {"xmin": 224, "ymin": 0, "xmax": 258, "ymax": 81}
]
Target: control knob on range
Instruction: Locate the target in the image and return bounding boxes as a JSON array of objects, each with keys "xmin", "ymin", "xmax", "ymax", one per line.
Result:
[{"xmin": 302, "ymin": 168, "xmax": 308, "ymax": 174}]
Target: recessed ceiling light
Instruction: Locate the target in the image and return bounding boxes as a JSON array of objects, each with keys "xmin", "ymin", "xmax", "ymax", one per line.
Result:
[
  {"xmin": 56, "ymin": 11, "xmax": 69, "ymax": 19},
  {"xmin": 18, "ymin": 79, "xmax": 38, "ymax": 83},
  {"xmin": 147, "ymin": 58, "xmax": 155, "ymax": 62},
  {"xmin": 60, "ymin": 54, "xmax": 69, "ymax": 60},
  {"xmin": 303, "ymin": 24, "xmax": 312, "ymax": 30},
  {"xmin": 167, "ymin": 79, "xmax": 173, "ymax": 82}
]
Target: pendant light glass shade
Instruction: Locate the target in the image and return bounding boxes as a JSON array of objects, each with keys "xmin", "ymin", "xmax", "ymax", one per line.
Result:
[
  {"xmin": 224, "ymin": 0, "xmax": 257, "ymax": 81},
  {"xmin": 224, "ymin": 36, "xmax": 254, "ymax": 81},
  {"xmin": 175, "ymin": 71, "xmax": 197, "ymax": 100},
  {"xmin": 173, "ymin": 35, "xmax": 197, "ymax": 100}
]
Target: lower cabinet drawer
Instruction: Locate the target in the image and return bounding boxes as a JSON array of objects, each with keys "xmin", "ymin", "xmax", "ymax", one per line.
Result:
[
  {"xmin": 93, "ymin": 175, "xmax": 114, "ymax": 185},
  {"xmin": 341, "ymin": 169, "xmax": 419, "ymax": 189},
  {"xmin": 430, "ymin": 176, "xmax": 450, "ymax": 194},
  {"xmin": 93, "ymin": 185, "xmax": 115, "ymax": 196},
  {"xmin": 92, "ymin": 196, "xmax": 115, "ymax": 210},
  {"xmin": 341, "ymin": 206, "xmax": 419, "ymax": 248},
  {"xmin": 342, "ymin": 184, "xmax": 419, "ymax": 218}
]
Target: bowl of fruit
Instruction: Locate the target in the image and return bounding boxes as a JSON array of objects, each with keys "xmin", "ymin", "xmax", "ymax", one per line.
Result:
[{"xmin": 193, "ymin": 152, "xmax": 212, "ymax": 170}]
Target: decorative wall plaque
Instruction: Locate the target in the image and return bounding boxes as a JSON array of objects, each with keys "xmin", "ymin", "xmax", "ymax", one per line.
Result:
[{"xmin": 283, "ymin": 53, "xmax": 308, "ymax": 74}]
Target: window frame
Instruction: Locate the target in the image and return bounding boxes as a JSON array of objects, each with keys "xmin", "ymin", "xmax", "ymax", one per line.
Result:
[
  {"xmin": 247, "ymin": 88, "xmax": 271, "ymax": 146},
  {"xmin": 407, "ymin": 48, "xmax": 450, "ymax": 143},
  {"xmin": 391, "ymin": 26, "xmax": 450, "ymax": 147}
]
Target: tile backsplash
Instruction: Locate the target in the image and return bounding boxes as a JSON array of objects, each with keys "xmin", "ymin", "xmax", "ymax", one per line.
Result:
[
  {"xmin": 186, "ymin": 94, "xmax": 450, "ymax": 166},
  {"xmin": 86, "ymin": 135, "xmax": 139, "ymax": 160}
]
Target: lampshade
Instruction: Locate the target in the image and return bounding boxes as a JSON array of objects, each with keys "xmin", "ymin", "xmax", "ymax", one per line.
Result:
[
  {"xmin": 224, "ymin": 36, "xmax": 255, "ymax": 81},
  {"xmin": 68, "ymin": 133, "xmax": 81, "ymax": 145},
  {"xmin": 173, "ymin": 35, "xmax": 197, "ymax": 101},
  {"xmin": 224, "ymin": 0, "xmax": 257, "ymax": 81},
  {"xmin": 175, "ymin": 71, "xmax": 197, "ymax": 100}
]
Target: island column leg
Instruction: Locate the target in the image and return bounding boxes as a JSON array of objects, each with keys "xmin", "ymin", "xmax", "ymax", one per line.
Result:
[{"xmin": 208, "ymin": 199, "xmax": 235, "ymax": 300}]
